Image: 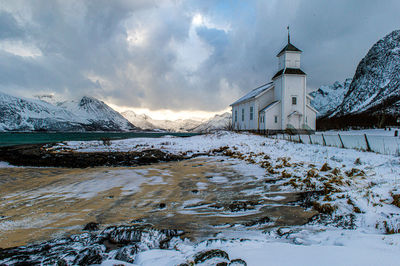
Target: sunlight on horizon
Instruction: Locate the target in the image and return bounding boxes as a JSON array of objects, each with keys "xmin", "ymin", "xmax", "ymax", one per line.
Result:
[{"xmin": 107, "ymin": 103, "xmax": 230, "ymax": 121}]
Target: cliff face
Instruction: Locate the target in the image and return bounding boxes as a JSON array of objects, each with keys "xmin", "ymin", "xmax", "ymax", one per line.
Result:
[
  {"xmin": 332, "ymin": 30, "xmax": 400, "ymax": 118},
  {"xmin": 310, "ymin": 78, "xmax": 352, "ymax": 118},
  {"xmin": 317, "ymin": 30, "xmax": 400, "ymax": 129}
]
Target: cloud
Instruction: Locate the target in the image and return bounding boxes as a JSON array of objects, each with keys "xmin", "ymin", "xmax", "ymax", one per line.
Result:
[
  {"xmin": 0, "ymin": 0, "xmax": 399, "ymax": 113},
  {"xmin": 0, "ymin": 11, "xmax": 24, "ymax": 40}
]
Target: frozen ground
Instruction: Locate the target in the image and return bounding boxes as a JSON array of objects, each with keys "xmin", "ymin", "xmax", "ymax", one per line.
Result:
[
  {"xmin": 49, "ymin": 131, "xmax": 400, "ymax": 265},
  {"xmin": 2, "ymin": 131, "xmax": 400, "ymax": 265}
]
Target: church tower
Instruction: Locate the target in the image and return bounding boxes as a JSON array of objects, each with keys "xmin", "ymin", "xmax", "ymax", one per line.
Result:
[
  {"xmin": 230, "ymin": 28, "xmax": 316, "ymax": 132},
  {"xmin": 272, "ymin": 27, "xmax": 307, "ymax": 129}
]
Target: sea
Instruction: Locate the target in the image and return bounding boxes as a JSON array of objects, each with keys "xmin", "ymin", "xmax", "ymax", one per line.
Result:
[{"xmin": 0, "ymin": 131, "xmax": 200, "ymax": 147}]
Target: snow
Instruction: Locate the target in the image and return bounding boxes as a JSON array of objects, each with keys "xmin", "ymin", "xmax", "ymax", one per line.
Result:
[
  {"xmin": 231, "ymin": 82, "xmax": 273, "ymax": 106},
  {"xmin": 0, "ymin": 91, "xmax": 135, "ymax": 131},
  {"xmin": 122, "ymin": 110, "xmax": 230, "ymax": 132},
  {"xmin": 333, "ymin": 30, "xmax": 400, "ymax": 117},
  {"xmin": 0, "ymin": 161, "xmax": 15, "ymax": 168},
  {"xmin": 15, "ymin": 132, "xmax": 400, "ymax": 264},
  {"xmin": 310, "ymin": 79, "xmax": 351, "ymax": 117}
]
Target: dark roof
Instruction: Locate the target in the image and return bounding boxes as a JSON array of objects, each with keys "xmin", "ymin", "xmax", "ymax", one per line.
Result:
[
  {"xmin": 277, "ymin": 43, "xmax": 302, "ymax": 57},
  {"xmin": 272, "ymin": 68, "xmax": 306, "ymax": 80}
]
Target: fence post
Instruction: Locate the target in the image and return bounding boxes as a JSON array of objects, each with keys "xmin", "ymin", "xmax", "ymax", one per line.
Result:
[
  {"xmin": 322, "ymin": 134, "xmax": 327, "ymax": 146},
  {"xmin": 364, "ymin": 134, "xmax": 372, "ymax": 152},
  {"xmin": 309, "ymin": 134, "xmax": 312, "ymax": 144},
  {"xmin": 338, "ymin": 134, "xmax": 345, "ymax": 148}
]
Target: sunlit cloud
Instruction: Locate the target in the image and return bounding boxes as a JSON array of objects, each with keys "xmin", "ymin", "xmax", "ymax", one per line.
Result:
[{"xmin": 0, "ymin": 40, "xmax": 42, "ymax": 57}]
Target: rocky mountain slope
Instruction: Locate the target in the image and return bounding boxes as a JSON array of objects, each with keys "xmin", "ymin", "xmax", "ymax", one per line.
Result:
[
  {"xmin": 310, "ymin": 79, "xmax": 351, "ymax": 118},
  {"xmin": 0, "ymin": 92, "xmax": 136, "ymax": 131},
  {"xmin": 317, "ymin": 30, "xmax": 400, "ymax": 128}
]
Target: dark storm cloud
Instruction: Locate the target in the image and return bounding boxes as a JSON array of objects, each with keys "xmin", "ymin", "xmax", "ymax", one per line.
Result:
[{"xmin": 0, "ymin": 0, "xmax": 400, "ymax": 112}]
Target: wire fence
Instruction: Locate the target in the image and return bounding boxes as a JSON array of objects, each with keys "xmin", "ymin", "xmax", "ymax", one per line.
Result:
[{"xmin": 273, "ymin": 133, "xmax": 400, "ymax": 156}]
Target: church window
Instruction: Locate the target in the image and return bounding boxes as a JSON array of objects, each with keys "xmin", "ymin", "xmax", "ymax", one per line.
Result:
[
  {"xmin": 250, "ymin": 107, "xmax": 254, "ymax": 120},
  {"xmin": 242, "ymin": 109, "xmax": 244, "ymax": 121},
  {"xmin": 274, "ymin": 116, "xmax": 278, "ymax": 123},
  {"xmin": 292, "ymin": 96, "xmax": 297, "ymax": 105},
  {"xmin": 235, "ymin": 110, "xmax": 237, "ymax": 122}
]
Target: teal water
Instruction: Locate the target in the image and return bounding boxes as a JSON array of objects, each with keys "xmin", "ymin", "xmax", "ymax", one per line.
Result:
[{"xmin": 0, "ymin": 132, "xmax": 199, "ymax": 147}]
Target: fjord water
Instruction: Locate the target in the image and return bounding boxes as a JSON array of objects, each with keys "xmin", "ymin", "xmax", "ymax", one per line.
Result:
[{"xmin": 0, "ymin": 132, "xmax": 199, "ymax": 147}]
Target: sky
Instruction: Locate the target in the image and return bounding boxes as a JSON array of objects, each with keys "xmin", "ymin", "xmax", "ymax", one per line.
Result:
[{"xmin": 0, "ymin": 0, "xmax": 400, "ymax": 120}]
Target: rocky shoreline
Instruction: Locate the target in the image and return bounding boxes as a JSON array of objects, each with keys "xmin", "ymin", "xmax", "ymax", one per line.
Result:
[{"xmin": 0, "ymin": 144, "xmax": 185, "ymax": 168}]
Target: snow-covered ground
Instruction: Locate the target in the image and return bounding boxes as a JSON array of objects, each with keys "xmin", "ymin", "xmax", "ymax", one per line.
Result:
[{"xmin": 48, "ymin": 131, "xmax": 400, "ymax": 265}]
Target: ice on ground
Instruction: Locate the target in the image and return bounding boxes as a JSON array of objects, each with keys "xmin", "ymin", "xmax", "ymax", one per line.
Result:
[{"xmin": 43, "ymin": 131, "xmax": 400, "ymax": 264}]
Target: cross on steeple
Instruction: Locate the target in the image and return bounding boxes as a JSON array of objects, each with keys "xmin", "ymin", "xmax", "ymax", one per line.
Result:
[{"xmin": 287, "ymin": 25, "xmax": 290, "ymax": 44}]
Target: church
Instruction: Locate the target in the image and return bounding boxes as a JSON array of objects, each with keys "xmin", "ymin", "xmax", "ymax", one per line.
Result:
[{"xmin": 230, "ymin": 32, "xmax": 317, "ymax": 132}]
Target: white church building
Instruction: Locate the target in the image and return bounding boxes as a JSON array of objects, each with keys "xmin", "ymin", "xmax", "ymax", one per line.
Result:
[{"xmin": 231, "ymin": 33, "xmax": 317, "ymax": 132}]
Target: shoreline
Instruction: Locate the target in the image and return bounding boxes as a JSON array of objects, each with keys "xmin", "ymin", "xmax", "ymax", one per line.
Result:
[{"xmin": 0, "ymin": 144, "xmax": 186, "ymax": 168}]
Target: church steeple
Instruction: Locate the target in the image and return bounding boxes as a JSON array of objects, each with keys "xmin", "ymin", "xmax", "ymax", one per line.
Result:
[{"xmin": 276, "ymin": 27, "xmax": 302, "ymax": 57}]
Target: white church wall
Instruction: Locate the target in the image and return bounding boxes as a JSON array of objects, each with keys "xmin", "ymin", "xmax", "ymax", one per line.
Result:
[
  {"xmin": 274, "ymin": 78, "xmax": 282, "ymax": 102},
  {"xmin": 283, "ymin": 75, "xmax": 306, "ymax": 128},
  {"xmin": 285, "ymin": 52, "xmax": 301, "ymax": 68},
  {"xmin": 256, "ymin": 89, "xmax": 274, "ymax": 113},
  {"xmin": 264, "ymin": 103, "xmax": 281, "ymax": 130},
  {"xmin": 306, "ymin": 106, "xmax": 317, "ymax": 130},
  {"xmin": 232, "ymin": 100, "xmax": 257, "ymax": 130}
]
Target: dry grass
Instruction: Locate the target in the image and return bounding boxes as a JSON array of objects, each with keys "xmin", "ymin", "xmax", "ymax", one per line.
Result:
[
  {"xmin": 320, "ymin": 163, "xmax": 332, "ymax": 172},
  {"xmin": 313, "ymin": 202, "xmax": 337, "ymax": 215}
]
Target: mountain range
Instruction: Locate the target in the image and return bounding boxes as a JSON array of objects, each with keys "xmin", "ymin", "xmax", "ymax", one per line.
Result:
[
  {"xmin": 121, "ymin": 110, "xmax": 231, "ymax": 132},
  {"xmin": 0, "ymin": 92, "xmax": 231, "ymax": 132},
  {"xmin": 0, "ymin": 93, "xmax": 136, "ymax": 132},
  {"xmin": 312, "ymin": 29, "xmax": 400, "ymax": 129}
]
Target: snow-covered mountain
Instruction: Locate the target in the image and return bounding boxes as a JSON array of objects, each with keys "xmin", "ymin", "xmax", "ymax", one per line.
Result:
[
  {"xmin": 190, "ymin": 112, "xmax": 232, "ymax": 132},
  {"xmin": 122, "ymin": 110, "xmax": 204, "ymax": 132},
  {"xmin": 0, "ymin": 92, "xmax": 136, "ymax": 131},
  {"xmin": 331, "ymin": 30, "xmax": 400, "ymax": 119},
  {"xmin": 122, "ymin": 110, "xmax": 231, "ymax": 132},
  {"xmin": 121, "ymin": 111, "xmax": 157, "ymax": 130},
  {"xmin": 310, "ymin": 78, "xmax": 351, "ymax": 118}
]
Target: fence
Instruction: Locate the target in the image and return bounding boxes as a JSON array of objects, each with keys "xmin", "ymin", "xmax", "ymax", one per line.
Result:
[{"xmin": 272, "ymin": 133, "xmax": 400, "ymax": 156}]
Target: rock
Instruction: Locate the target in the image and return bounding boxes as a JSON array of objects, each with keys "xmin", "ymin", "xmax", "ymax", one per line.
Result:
[
  {"xmin": 194, "ymin": 249, "xmax": 230, "ymax": 264},
  {"xmin": 0, "ymin": 225, "xmax": 184, "ymax": 265},
  {"xmin": 230, "ymin": 259, "xmax": 247, "ymax": 265},
  {"xmin": 73, "ymin": 246, "xmax": 104, "ymax": 265},
  {"xmin": 0, "ymin": 145, "xmax": 185, "ymax": 168},
  {"xmin": 83, "ymin": 222, "xmax": 99, "ymax": 231},
  {"xmin": 114, "ymin": 246, "xmax": 138, "ymax": 263},
  {"xmin": 243, "ymin": 216, "xmax": 270, "ymax": 227},
  {"xmin": 159, "ymin": 203, "xmax": 166, "ymax": 209}
]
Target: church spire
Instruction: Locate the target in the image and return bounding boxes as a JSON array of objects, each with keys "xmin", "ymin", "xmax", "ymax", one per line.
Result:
[{"xmin": 287, "ymin": 25, "xmax": 290, "ymax": 44}]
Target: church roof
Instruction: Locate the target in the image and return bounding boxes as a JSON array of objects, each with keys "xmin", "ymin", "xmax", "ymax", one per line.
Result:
[
  {"xmin": 259, "ymin": 100, "xmax": 280, "ymax": 113},
  {"xmin": 272, "ymin": 68, "xmax": 306, "ymax": 80},
  {"xmin": 277, "ymin": 43, "xmax": 302, "ymax": 57},
  {"xmin": 230, "ymin": 82, "xmax": 274, "ymax": 106}
]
